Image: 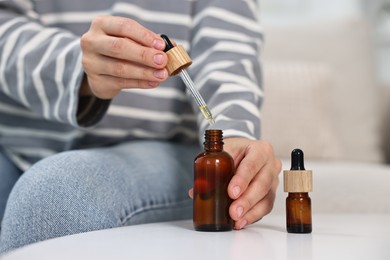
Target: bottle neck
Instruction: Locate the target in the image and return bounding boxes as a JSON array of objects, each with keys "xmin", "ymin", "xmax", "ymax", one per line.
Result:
[
  {"xmin": 288, "ymin": 193, "xmax": 309, "ymax": 198},
  {"xmin": 203, "ymin": 129, "xmax": 224, "ymax": 152}
]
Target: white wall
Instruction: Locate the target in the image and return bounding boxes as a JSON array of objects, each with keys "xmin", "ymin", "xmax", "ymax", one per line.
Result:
[
  {"xmin": 260, "ymin": 0, "xmax": 362, "ymax": 24},
  {"xmin": 364, "ymin": 0, "xmax": 390, "ymax": 85},
  {"xmin": 259, "ymin": 0, "xmax": 390, "ymax": 87}
]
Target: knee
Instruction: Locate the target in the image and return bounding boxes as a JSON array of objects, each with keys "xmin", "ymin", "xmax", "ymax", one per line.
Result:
[{"xmin": 0, "ymin": 151, "xmax": 120, "ymax": 252}]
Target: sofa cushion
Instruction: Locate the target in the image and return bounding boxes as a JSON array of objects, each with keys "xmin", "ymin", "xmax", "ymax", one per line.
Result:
[
  {"xmin": 262, "ymin": 61, "xmax": 343, "ymax": 160},
  {"xmin": 272, "ymin": 160, "xmax": 390, "ymax": 214},
  {"xmin": 261, "ymin": 17, "xmax": 383, "ymax": 162}
]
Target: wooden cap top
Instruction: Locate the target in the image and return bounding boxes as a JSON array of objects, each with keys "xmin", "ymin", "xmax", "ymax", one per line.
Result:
[
  {"xmin": 165, "ymin": 45, "xmax": 192, "ymax": 76},
  {"xmin": 283, "ymin": 170, "xmax": 313, "ymax": 192}
]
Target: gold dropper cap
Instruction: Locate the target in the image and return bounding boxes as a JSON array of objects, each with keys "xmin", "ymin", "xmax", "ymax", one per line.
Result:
[{"xmin": 283, "ymin": 149, "xmax": 313, "ymax": 193}]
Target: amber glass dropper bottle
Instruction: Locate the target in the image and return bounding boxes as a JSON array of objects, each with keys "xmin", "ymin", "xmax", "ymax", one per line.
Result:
[
  {"xmin": 193, "ymin": 129, "xmax": 234, "ymax": 231},
  {"xmin": 284, "ymin": 149, "xmax": 313, "ymax": 233}
]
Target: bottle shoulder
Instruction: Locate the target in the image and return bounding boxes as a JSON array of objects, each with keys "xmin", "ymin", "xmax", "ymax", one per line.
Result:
[{"xmin": 195, "ymin": 150, "xmax": 233, "ymax": 160}]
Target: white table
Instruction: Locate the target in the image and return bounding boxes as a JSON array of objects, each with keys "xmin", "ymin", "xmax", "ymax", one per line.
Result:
[{"xmin": 1, "ymin": 214, "xmax": 389, "ymax": 260}]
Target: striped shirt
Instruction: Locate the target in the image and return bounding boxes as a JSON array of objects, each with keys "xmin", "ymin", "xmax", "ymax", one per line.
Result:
[{"xmin": 0, "ymin": 0, "xmax": 263, "ymax": 171}]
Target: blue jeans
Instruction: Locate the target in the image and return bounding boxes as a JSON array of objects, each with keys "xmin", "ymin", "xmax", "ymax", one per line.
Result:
[
  {"xmin": 0, "ymin": 149, "xmax": 22, "ymax": 226},
  {"xmin": 0, "ymin": 141, "xmax": 198, "ymax": 253}
]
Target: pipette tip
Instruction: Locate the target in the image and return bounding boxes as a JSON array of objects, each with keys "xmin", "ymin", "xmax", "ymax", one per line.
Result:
[
  {"xmin": 207, "ymin": 118, "xmax": 215, "ymax": 125},
  {"xmin": 199, "ymin": 105, "xmax": 215, "ymax": 126}
]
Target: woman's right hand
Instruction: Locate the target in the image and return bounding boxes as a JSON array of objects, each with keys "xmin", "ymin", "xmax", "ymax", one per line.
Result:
[{"xmin": 80, "ymin": 16, "xmax": 168, "ymax": 99}]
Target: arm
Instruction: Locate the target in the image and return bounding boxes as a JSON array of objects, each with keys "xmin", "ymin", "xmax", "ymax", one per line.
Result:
[
  {"xmin": 0, "ymin": 2, "xmax": 92, "ymax": 126},
  {"xmin": 189, "ymin": 0, "xmax": 281, "ymax": 229},
  {"xmin": 0, "ymin": 3, "xmax": 167, "ymax": 127},
  {"xmin": 190, "ymin": 0, "xmax": 263, "ymax": 139}
]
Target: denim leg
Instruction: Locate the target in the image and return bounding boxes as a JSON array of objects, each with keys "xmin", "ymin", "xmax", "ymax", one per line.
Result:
[
  {"xmin": 0, "ymin": 141, "xmax": 199, "ymax": 253},
  {"xmin": 0, "ymin": 149, "xmax": 22, "ymax": 226}
]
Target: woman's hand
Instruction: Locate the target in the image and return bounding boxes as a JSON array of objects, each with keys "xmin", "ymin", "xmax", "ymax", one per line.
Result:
[
  {"xmin": 80, "ymin": 16, "xmax": 168, "ymax": 99},
  {"xmin": 188, "ymin": 138, "xmax": 281, "ymax": 230},
  {"xmin": 223, "ymin": 138, "xmax": 281, "ymax": 229}
]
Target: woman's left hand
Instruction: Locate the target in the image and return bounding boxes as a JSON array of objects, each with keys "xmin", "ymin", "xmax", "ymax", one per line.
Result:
[
  {"xmin": 222, "ymin": 137, "xmax": 281, "ymax": 230},
  {"xmin": 188, "ymin": 137, "xmax": 281, "ymax": 230}
]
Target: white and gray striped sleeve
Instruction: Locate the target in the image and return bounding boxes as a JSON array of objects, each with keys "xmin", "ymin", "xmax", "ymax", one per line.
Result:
[
  {"xmin": 0, "ymin": 2, "xmax": 107, "ymax": 128},
  {"xmin": 189, "ymin": 0, "xmax": 263, "ymax": 141}
]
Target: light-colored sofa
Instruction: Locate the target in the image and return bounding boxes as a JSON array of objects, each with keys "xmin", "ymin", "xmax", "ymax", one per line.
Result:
[{"xmin": 260, "ymin": 13, "xmax": 390, "ymax": 214}]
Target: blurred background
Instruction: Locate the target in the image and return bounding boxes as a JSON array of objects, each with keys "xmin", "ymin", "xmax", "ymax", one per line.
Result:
[
  {"xmin": 257, "ymin": 0, "xmax": 390, "ymax": 165},
  {"xmin": 258, "ymin": 0, "xmax": 390, "ymax": 214}
]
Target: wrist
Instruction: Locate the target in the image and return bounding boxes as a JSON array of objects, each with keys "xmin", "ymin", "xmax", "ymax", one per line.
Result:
[{"xmin": 79, "ymin": 75, "xmax": 93, "ymax": 96}]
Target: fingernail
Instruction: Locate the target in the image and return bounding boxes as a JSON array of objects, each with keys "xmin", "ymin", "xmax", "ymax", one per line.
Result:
[
  {"xmin": 153, "ymin": 39, "xmax": 165, "ymax": 50},
  {"xmin": 153, "ymin": 69, "xmax": 167, "ymax": 79},
  {"xmin": 239, "ymin": 220, "xmax": 248, "ymax": 230},
  {"xmin": 153, "ymin": 54, "xmax": 165, "ymax": 65},
  {"xmin": 233, "ymin": 186, "xmax": 241, "ymax": 198},
  {"xmin": 237, "ymin": 206, "xmax": 244, "ymax": 218}
]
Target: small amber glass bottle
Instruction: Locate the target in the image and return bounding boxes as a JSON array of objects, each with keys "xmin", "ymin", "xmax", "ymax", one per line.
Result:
[
  {"xmin": 284, "ymin": 149, "xmax": 312, "ymax": 233},
  {"xmin": 193, "ymin": 129, "xmax": 234, "ymax": 231}
]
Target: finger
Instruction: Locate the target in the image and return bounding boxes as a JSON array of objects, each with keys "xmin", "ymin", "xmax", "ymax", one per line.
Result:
[
  {"xmin": 233, "ymin": 168, "xmax": 280, "ymax": 229},
  {"xmin": 188, "ymin": 188, "xmax": 194, "ymax": 199},
  {"xmin": 91, "ymin": 16, "xmax": 165, "ymax": 50},
  {"xmin": 83, "ymin": 54, "xmax": 168, "ymax": 82},
  {"xmin": 228, "ymin": 151, "xmax": 265, "ymax": 200},
  {"xmin": 100, "ymin": 36, "xmax": 168, "ymax": 69},
  {"xmin": 90, "ymin": 74, "xmax": 160, "ymax": 90},
  {"xmin": 233, "ymin": 189, "xmax": 276, "ymax": 230},
  {"xmin": 83, "ymin": 34, "xmax": 168, "ymax": 70},
  {"xmin": 229, "ymin": 161, "xmax": 275, "ymax": 221},
  {"xmin": 227, "ymin": 141, "xmax": 276, "ymax": 200},
  {"xmin": 86, "ymin": 74, "xmax": 160, "ymax": 99}
]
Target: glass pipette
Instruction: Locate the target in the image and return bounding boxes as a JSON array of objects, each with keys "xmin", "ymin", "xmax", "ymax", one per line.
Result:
[{"xmin": 161, "ymin": 34, "xmax": 215, "ymax": 125}]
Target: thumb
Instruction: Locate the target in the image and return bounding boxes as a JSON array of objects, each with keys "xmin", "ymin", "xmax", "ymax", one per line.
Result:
[{"xmin": 188, "ymin": 188, "xmax": 194, "ymax": 199}]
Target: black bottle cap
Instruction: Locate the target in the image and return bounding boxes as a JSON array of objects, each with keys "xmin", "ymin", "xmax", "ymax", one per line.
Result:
[
  {"xmin": 290, "ymin": 148, "xmax": 305, "ymax": 170},
  {"xmin": 160, "ymin": 34, "xmax": 174, "ymax": 52}
]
